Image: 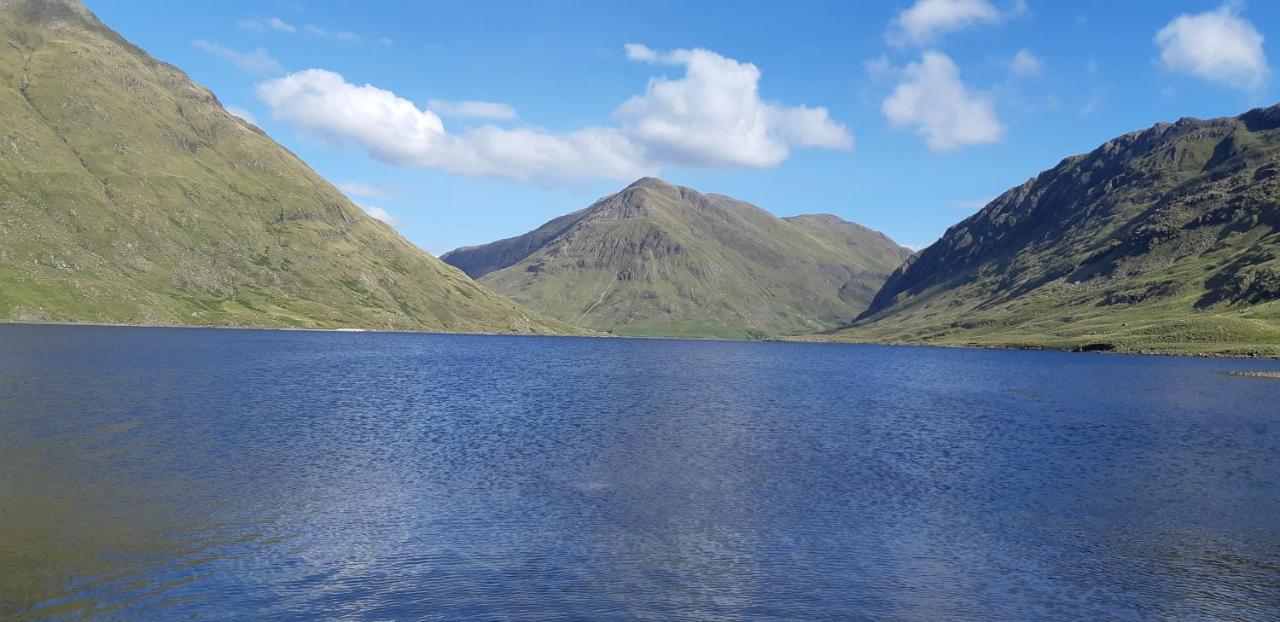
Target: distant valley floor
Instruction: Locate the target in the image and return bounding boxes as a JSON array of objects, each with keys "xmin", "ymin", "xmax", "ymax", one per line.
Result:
[{"xmin": 793, "ymin": 305, "xmax": 1280, "ymax": 358}]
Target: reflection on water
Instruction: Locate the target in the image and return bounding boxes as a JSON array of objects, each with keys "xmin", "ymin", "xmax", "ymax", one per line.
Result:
[{"xmin": 1, "ymin": 325, "xmax": 1279, "ymax": 619}]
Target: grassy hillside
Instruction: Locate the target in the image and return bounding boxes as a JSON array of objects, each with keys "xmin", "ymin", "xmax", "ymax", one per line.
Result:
[
  {"xmin": 443, "ymin": 178, "xmax": 910, "ymax": 338},
  {"xmin": 0, "ymin": 0, "xmax": 573, "ymax": 334},
  {"xmin": 823, "ymin": 105, "xmax": 1280, "ymax": 356}
]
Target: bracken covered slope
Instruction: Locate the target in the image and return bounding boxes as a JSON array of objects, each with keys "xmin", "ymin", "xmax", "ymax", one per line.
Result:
[
  {"xmin": 443, "ymin": 178, "xmax": 911, "ymax": 338},
  {"xmin": 833, "ymin": 105, "xmax": 1280, "ymax": 356},
  {"xmin": 0, "ymin": 0, "xmax": 572, "ymax": 333}
]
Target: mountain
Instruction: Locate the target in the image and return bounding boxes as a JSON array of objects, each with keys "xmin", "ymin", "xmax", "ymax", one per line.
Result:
[
  {"xmin": 0, "ymin": 0, "xmax": 572, "ymax": 333},
  {"xmin": 834, "ymin": 105, "xmax": 1280, "ymax": 356},
  {"xmin": 442, "ymin": 178, "xmax": 911, "ymax": 338}
]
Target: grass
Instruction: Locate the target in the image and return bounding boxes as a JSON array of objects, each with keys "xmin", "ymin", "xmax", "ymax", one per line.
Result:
[
  {"xmin": 0, "ymin": 3, "xmax": 578, "ymax": 335},
  {"xmin": 809, "ymin": 105, "xmax": 1280, "ymax": 357},
  {"xmin": 444, "ymin": 178, "xmax": 911, "ymax": 339},
  {"xmin": 811, "ymin": 279, "xmax": 1280, "ymax": 357}
]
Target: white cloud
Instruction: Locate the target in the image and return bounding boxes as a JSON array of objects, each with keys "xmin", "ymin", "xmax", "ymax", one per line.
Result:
[
  {"xmin": 624, "ymin": 43, "xmax": 659, "ymax": 62},
  {"xmin": 300, "ymin": 24, "xmax": 389, "ymax": 45},
  {"xmin": 242, "ymin": 16, "xmax": 389, "ymax": 45},
  {"xmin": 257, "ymin": 69, "xmax": 649, "ymax": 183},
  {"xmin": 427, "ymin": 99, "xmax": 518, "ymax": 120},
  {"xmin": 357, "ymin": 203, "xmax": 399, "ymax": 227},
  {"xmin": 337, "ymin": 181, "xmax": 393, "ymax": 200},
  {"xmin": 1010, "ymin": 48, "xmax": 1043, "ymax": 77},
  {"xmin": 882, "ymin": 51, "xmax": 1004, "ymax": 151},
  {"xmin": 224, "ymin": 105, "xmax": 257, "ymax": 124},
  {"xmin": 258, "ymin": 69, "xmax": 447, "ymax": 163},
  {"xmin": 192, "ymin": 40, "xmax": 282, "ymax": 76},
  {"xmin": 266, "ymin": 17, "xmax": 297, "ymax": 33},
  {"xmin": 615, "ymin": 45, "xmax": 852, "ymax": 167},
  {"xmin": 888, "ymin": 0, "xmax": 1001, "ymax": 46},
  {"xmin": 257, "ymin": 46, "xmax": 850, "ymax": 184},
  {"xmin": 237, "ymin": 17, "xmax": 296, "ymax": 33},
  {"xmin": 1155, "ymin": 3, "xmax": 1268, "ymax": 91}
]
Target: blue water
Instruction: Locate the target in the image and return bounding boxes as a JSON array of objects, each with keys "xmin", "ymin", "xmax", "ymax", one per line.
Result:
[{"xmin": 1, "ymin": 325, "xmax": 1278, "ymax": 620}]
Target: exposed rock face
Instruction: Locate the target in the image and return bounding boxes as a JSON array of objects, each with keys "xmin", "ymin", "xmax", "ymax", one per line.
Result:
[
  {"xmin": 842, "ymin": 104, "xmax": 1280, "ymax": 356},
  {"xmin": 443, "ymin": 177, "xmax": 911, "ymax": 338}
]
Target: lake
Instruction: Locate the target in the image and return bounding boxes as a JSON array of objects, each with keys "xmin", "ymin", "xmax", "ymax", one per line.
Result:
[{"xmin": 1, "ymin": 324, "xmax": 1278, "ymax": 620}]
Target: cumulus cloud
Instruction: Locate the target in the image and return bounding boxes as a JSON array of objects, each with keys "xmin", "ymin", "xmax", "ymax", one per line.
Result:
[
  {"xmin": 257, "ymin": 69, "xmax": 649, "ymax": 183},
  {"xmin": 427, "ymin": 99, "xmax": 518, "ymax": 120},
  {"xmin": 1010, "ymin": 48, "xmax": 1043, "ymax": 77},
  {"xmin": 256, "ymin": 46, "xmax": 851, "ymax": 184},
  {"xmin": 257, "ymin": 70, "xmax": 447, "ymax": 163},
  {"xmin": 337, "ymin": 181, "xmax": 394, "ymax": 200},
  {"xmin": 192, "ymin": 40, "xmax": 282, "ymax": 76},
  {"xmin": 616, "ymin": 45, "xmax": 851, "ymax": 167},
  {"xmin": 887, "ymin": 0, "xmax": 1001, "ymax": 46},
  {"xmin": 1155, "ymin": 3, "xmax": 1268, "ymax": 91},
  {"xmin": 882, "ymin": 51, "xmax": 1003, "ymax": 151}
]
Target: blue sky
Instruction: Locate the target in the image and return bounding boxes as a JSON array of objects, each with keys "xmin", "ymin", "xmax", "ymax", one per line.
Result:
[{"xmin": 91, "ymin": 0, "xmax": 1277, "ymax": 252}]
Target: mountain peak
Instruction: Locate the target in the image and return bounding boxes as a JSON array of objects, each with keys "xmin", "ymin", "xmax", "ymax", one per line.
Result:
[
  {"xmin": 442, "ymin": 179, "xmax": 912, "ymax": 338},
  {"xmin": 787, "ymin": 213, "xmax": 849, "ymax": 225},
  {"xmin": 1241, "ymin": 102, "xmax": 1280, "ymax": 132},
  {"xmin": 2, "ymin": 0, "xmax": 95, "ymax": 24},
  {"xmin": 847, "ymin": 101, "xmax": 1280, "ymax": 354},
  {"xmin": 625, "ymin": 176, "xmax": 676, "ymax": 190}
]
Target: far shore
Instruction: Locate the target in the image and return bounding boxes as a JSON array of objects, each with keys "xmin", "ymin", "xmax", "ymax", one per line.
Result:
[
  {"xmin": 0, "ymin": 318, "xmax": 600, "ymax": 339},
  {"xmin": 5, "ymin": 318, "xmax": 1280, "ymax": 362}
]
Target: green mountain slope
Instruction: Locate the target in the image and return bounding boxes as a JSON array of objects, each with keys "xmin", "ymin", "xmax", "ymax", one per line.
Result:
[
  {"xmin": 832, "ymin": 105, "xmax": 1280, "ymax": 356},
  {"xmin": 0, "ymin": 0, "xmax": 571, "ymax": 333},
  {"xmin": 442, "ymin": 178, "xmax": 911, "ymax": 338}
]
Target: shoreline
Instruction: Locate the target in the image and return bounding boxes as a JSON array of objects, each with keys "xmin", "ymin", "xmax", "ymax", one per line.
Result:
[
  {"xmin": 0, "ymin": 318, "xmax": 602, "ymax": 340},
  {"xmin": 777, "ymin": 334, "xmax": 1280, "ymax": 360},
  {"xmin": 4, "ymin": 319, "xmax": 1280, "ymax": 361},
  {"xmin": 1226, "ymin": 370, "xmax": 1280, "ymax": 379}
]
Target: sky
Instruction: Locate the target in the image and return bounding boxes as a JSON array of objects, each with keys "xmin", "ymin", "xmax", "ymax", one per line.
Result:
[{"xmin": 90, "ymin": 0, "xmax": 1278, "ymax": 253}]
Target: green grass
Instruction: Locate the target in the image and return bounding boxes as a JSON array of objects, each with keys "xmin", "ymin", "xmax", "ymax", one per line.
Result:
[
  {"xmin": 806, "ymin": 105, "xmax": 1280, "ymax": 357},
  {"xmin": 609, "ymin": 322, "xmax": 760, "ymax": 340},
  {"xmin": 0, "ymin": 1, "xmax": 578, "ymax": 335},
  {"xmin": 443, "ymin": 178, "xmax": 911, "ymax": 339}
]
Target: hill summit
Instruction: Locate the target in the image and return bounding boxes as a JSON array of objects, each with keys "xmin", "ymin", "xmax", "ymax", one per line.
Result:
[
  {"xmin": 839, "ymin": 104, "xmax": 1280, "ymax": 355},
  {"xmin": 443, "ymin": 178, "xmax": 910, "ymax": 338}
]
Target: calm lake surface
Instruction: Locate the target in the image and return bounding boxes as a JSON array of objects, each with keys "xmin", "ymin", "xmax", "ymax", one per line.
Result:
[{"xmin": 2, "ymin": 325, "xmax": 1279, "ymax": 620}]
